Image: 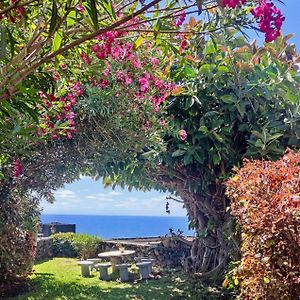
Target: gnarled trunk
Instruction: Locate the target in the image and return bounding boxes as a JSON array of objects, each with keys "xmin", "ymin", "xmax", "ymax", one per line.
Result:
[
  {"xmin": 178, "ymin": 183, "xmax": 238, "ymax": 278},
  {"xmin": 150, "ymin": 166, "xmax": 240, "ymax": 279}
]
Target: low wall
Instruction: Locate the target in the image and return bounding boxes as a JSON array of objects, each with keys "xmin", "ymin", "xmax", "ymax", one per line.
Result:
[{"xmin": 36, "ymin": 236, "xmax": 193, "ymax": 268}]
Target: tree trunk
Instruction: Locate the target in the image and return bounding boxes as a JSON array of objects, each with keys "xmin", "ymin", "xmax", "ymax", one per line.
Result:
[
  {"xmin": 179, "ymin": 184, "xmax": 238, "ymax": 278},
  {"xmin": 150, "ymin": 166, "xmax": 240, "ymax": 279}
]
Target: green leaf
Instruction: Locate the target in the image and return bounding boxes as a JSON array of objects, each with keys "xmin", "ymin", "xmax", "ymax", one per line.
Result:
[
  {"xmin": 67, "ymin": 10, "xmax": 76, "ymax": 28},
  {"xmin": 212, "ymin": 153, "xmax": 221, "ymax": 165},
  {"xmin": 203, "ymin": 41, "xmax": 216, "ymax": 55},
  {"xmin": 0, "ymin": 25, "xmax": 7, "ymax": 60},
  {"xmin": 49, "ymin": 0, "xmax": 58, "ymax": 35},
  {"xmin": 183, "ymin": 153, "xmax": 193, "ymax": 165},
  {"xmin": 266, "ymin": 133, "xmax": 283, "ymax": 143},
  {"xmin": 87, "ymin": 0, "xmax": 99, "ymax": 30},
  {"xmin": 254, "ymin": 139, "xmax": 264, "ymax": 148},
  {"xmin": 5, "ymin": 26, "xmax": 14, "ymax": 58},
  {"xmin": 51, "ymin": 30, "xmax": 62, "ymax": 53},
  {"xmin": 193, "ymin": 151, "xmax": 204, "ymax": 164},
  {"xmin": 212, "ymin": 131, "xmax": 224, "ymax": 143},
  {"xmin": 133, "ymin": 35, "xmax": 144, "ymax": 50},
  {"xmin": 99, "ymin": 0, "xmax": 116, "ymax": 20},
  {"xmin": 172, "ymin": 149, "xmax": 186, "ymax": 157},
  {"xmin": 220, "ymin": 95, "xmax": 234, "ymax": 104}
]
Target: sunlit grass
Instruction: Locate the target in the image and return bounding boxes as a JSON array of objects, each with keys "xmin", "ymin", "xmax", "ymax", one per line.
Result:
[{"xmin": 13, "ymin": 258, "xmax": 232, "ymax": 300}]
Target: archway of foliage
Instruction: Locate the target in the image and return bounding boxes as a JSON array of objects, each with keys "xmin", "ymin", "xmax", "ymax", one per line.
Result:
[{"xmin": 0, "ymin": 0, "xmax": 293, "ymax": 296}]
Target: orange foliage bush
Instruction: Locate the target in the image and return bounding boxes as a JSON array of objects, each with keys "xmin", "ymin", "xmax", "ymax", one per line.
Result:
[{"xmin": 226, "ymin": 150, "xmax": 300, "ymax": 300}]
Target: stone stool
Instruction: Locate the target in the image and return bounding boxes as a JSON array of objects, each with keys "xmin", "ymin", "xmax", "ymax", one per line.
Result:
[
  {"xmin": 78, "ymin": 261, "xmax": 94, "ymax": 277},
  {"xmin": 140, "ymin": 258, "xmax": 156, "ymax": 273},
  {"xmin": 136, "ymin": 262, "xmax": 152, "ymax": 280},
  {"xmin": 87, "ymin": 258, "xmax": 103, "ymax": 270},
  {"xmin": 116, "ymin": 263, "xmax": 130, "ymax": 282},
  {"xmin": 95, "ymin": 263, "xmax": 111, "ymax": 281}
]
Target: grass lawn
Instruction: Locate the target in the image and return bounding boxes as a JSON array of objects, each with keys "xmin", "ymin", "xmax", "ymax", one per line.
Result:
[{"xmin": 11, "ymin": 258, "xmax": 235, "ymax": 300}]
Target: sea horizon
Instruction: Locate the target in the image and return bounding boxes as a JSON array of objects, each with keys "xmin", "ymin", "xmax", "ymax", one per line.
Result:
[{"xmin": 41, "ymin": 214, "xmax": 194, "ymax": 239}]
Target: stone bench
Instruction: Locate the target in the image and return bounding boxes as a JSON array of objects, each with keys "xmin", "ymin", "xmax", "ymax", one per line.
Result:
[
  {"xmin": 95, "ymin": 263, "xmax": 111, "ymax": 281},
  {"xmin": 136, "ymin": 262, "xmax": 152, "ymax": 280},
  {"xmin": 116, "ymin": 263, "xmax": 130, "ymax": 282},
  {"xmin": 87, "ymin": 258, "xmax": 103, "ymax": 270},
  {"xmin": 140, "ymin": 258, "xmax": 156, "ymax": 273},
  {"xmin": 78, "ymin": 260, "xmax": 94, "ymax": 277}
]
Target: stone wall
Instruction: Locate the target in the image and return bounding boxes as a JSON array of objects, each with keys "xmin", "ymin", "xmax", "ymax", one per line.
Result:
[{"xmin": 35, "ymin": 236, "xmax": 193, "ymax": 268}]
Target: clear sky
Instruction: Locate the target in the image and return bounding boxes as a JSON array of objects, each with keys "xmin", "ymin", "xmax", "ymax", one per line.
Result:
[{"xmin": 41, "ymin": 1, "xmax": 300, "ymax": 216}]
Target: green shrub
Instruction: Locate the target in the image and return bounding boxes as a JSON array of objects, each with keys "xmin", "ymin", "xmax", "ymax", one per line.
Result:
[{"xmin": 51, "ymin": 233, "xmax": 102, "ymax": 259}]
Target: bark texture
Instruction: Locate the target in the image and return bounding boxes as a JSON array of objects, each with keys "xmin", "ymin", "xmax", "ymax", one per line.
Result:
[{"xmin": 150, "ymin": 165, "xmax": 240, "ymax": 278}]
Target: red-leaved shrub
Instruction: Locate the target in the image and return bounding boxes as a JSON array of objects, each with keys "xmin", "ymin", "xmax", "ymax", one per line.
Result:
[{"xmin": 226, "ymin": 150, "xmax": 300, "ymax": 300}]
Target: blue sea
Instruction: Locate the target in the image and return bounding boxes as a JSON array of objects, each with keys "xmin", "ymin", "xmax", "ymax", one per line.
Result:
[{"xmin": 41, "ymin": 215, "xmax": 194, "ymax": 239}]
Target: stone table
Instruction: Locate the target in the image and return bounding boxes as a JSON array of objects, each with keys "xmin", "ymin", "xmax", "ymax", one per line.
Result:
[{"xmin": 98, "ymin": 250, "xmax": 135, "ymax": 272}]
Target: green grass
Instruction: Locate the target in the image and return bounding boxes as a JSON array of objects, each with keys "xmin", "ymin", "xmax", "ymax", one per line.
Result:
[{"xmin": 12, "ymin": 258, "xmax": 233, "ymax": 300}]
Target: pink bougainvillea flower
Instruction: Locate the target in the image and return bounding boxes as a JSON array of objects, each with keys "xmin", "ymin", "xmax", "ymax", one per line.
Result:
[
  {"xmin": 251, "ymin": 0, "xmax": 285, "ymax": 42},
  {"xmin": 132, "ymin": 58, "xmax": 142, "ymax": 69},
  {"xmin": 179, "ymin": 129, "xmax": 187, "ymax": 141},
  {"xmin": 125, "ymin": 75, "xmax": 133, "ymax": 85},
  {"xmin": 139, "ymin": 77, "xmax": 149, "ymax": 92},
  {"xmin": 76, "ymin": 4, "xmax": 85, "ymax": 13},
  {"xmin": 151, "ymin": 57, "xmax": 160, "ymax": 66},
  {"xmin": 180, "ymin": 39, "xmax": 189, "ymax": 51},
  {"xmin": 12, "ymin": 159, "xmax": 22, "ymax": 177},
  {"xmin": 161, "ymin": 119, "xmax": 167, "ymax": 126},
  {"xmin": 174, "ymin": 11, "xmax": 186, "ymax": 27},
  {"xmin": 222, "ymin": 0, "xmax": 246, "ymax": 9},
  {"xmin": 80, "ymin": 51, "xmax": 91, "ymax": 65}
]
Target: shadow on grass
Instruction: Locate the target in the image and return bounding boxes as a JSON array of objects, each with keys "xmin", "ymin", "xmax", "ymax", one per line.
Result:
[{"xmin": 15, "ymin": 271, "xmax": 235, "ymax": 300}]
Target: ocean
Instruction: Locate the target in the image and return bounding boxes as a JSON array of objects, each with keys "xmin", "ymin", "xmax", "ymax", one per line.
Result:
[{"xmin": 41, "ymin": 214, "xmax": 194, "ymax": 239}]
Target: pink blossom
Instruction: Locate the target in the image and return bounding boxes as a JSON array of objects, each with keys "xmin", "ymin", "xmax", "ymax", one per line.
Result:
[
  {"xmin": 180, "ymin": 39, "xmax": 188, "ymax": 50},
  {"xmin": 69, "ymin": 119, "xmax": 76, "ymax": 127},
  {"xmin": 161, "ymin": 119, "xmax": 167, "ymax": 126},
  {"xmin": 251, "ymin": 0, "xmax": 284, "ymax": 42},
  {"xmin": 53, "ymin": 72, "xmax": 60, "ymax": 82},
  {"xmin": 132, "ymin": 59, "xmax": 142, "ymax": 69},
  {"xmin": 154, "ymin": 78, "xmax": 164, "ymax": 89},
  {"xmin": 76, "ymin": 4, "xmax": 85, "ymax": 13},
  {"xmin": 67, "ymin": 93, "xmax": 77, "ymax": 105},
  {"xmin": 96, "ymin": 52, "xmax": 106, "ymax": 59},
  {"xmin": 12, "ymin": 159, "xmax": 22, "ymax": 177},
  {"xmin": 179, "ymin": 129, "xmax": 187, "ymax": 141},
  {"xmin": 151, "ymin": 57, "xmax": 160, "ymax": 66},
  {"xmin": 80, "ymin": 51, "xmax": 91, "ymax": 65},
  {"xmin": 138, "ymin": 77, "xmax": 149, "ymax": 92},
  {"xmin": 72, "ymin": 82, "xmax": 83, "ymax": 96},
  {"xmin": 174, "ymin": 11, "xmax": 186, "ymax": 27},
  {"xmin": 125, "ymin": 75, "xmax": 133, "ymax": 85},
  {"xmin": 222, "ymin": 0, "xmax": 246, "ymax": 9},
  {"xmin": 99, "ymin": 79, "xmax": 109, "ymax": 89}
]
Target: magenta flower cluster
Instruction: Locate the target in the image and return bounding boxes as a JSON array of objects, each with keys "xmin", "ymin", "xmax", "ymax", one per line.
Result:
[
  {"xmin": 80, "ymin": 22, "xmax": 175, "ymax": 112},
  {"xmin": 0, "ymin": 0, "xmax": 26, "ymax": 22},
  {"xmin": 12, "ymin": 159, "xmax": 22, "ymax": 178},
  {"xmin": 37, "ymin": 82, "xmax": 80, "ymax": 140},
  {"xmin": 251, "ymin": 0, "xmax": 285, "ymax": 42},
  {"xmin": 179, "ymin": 129, "xmax": 187, "ymax": 141},
  {"xmin": 222, "ymin": 0, "xmax": 284, "ymax": 43},
  {"xmin": 222, "ymin": 0, "xmax": 246, "ymax": 9}
]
